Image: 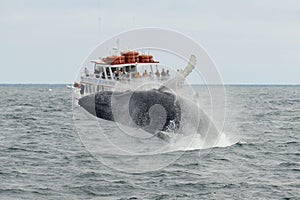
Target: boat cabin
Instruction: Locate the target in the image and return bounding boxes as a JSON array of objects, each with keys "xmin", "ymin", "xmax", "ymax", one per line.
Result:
[{"xmin": 79, "ymin": 51, "xmax": 171, "ymax": 95}]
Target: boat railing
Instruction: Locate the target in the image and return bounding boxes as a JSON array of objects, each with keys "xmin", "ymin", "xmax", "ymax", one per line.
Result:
[
  {"xmin": 82, "ymin": 72, "xmax": 171, "ymax": 84},
  {"xmin": 81, "ymin": 76, "xmax": 116, "ymax": 87}
]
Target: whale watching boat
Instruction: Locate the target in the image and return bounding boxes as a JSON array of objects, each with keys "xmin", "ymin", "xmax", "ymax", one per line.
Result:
[{"xmin": 73, "ymin": 48, "xmax": 181, "ymax": 97}]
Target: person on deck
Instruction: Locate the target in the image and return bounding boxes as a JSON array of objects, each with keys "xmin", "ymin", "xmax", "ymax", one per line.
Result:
[
  {"xmin": 135, "ymin": 72, "xmax": 141, "ymax": 78},
  {"xmin": 84, "ymin": 67, "xmax": 89, "ymax": 77},
  {"xmin": 155, "ymin": 70, "xmax": 160, "ymax": 78},
  {"xmin": 166, "ymin": 70, "xmax": 170, "ymax": 76},
  {"xmin": 149, "ymin": 72, "xmax": 153, "ymax": 79},
  {"xmin": 161, "ymin": 68, "xmax": 166, "ymax": 76},
  {"xmin": 143, "ymin": 70, "xmax": 149, "ymax": 77}
]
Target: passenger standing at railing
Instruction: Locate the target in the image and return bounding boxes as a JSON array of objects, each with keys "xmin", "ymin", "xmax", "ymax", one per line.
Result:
[
  {"xmin": 84, "ymin": 67, "xmax": 89, "ymax": 77},
  {"xmin": 149, "ymin": 72, "xmax": 154, "ymax": 79},
  {"xmin": 134, "ymin": 72, "xmax": 141, "ymax": 78},
  {"xmin": 155, "ymin": 70, "xmax": 160, "ymax": 77},
  {"xmin": 161, "ymin": 68, "xmax": 166, "ymax": 77},
  {"xmin": 120, "ymin": 68, "xmax": 125, "ymax": 76},
  {"xmin": 143, "ymin": 70, "xmax": 148, "ymax": 77},
  {"xmin": 166, "ymin": 70, "xmax": 170, "ymax": 76}
]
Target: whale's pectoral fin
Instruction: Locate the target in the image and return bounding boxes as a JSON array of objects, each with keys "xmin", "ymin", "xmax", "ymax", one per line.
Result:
[{"xmin": 158, "ymin": 54, "xmax": 197, "ymax": 92}]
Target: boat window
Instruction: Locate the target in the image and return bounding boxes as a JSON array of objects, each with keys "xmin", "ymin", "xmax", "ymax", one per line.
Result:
[
  {"xmin": 129, "ymin": 65, "xmax": 136, "ymax": 72},
  {"xmin": 106, "ymin": 68, "xmax": 111, "ymax": 79},
  {"xmin": 94, "ymin": 65, "xmax": 104, "ymax": 74},
  {"xmin": 111, "ymin": 67, "xmax": 116, "ymax": 73}
]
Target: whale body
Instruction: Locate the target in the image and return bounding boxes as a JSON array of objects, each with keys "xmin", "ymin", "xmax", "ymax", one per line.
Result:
[
  {"xmin": 78, "ymin": 89, "xmax": 220, "ymax": 145},
  {"xmin": 78, "ymin": 90, "xmax": 181, "ymax": 136}
]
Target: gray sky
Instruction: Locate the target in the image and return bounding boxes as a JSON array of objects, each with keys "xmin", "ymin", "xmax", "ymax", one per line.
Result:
[{"xmin": 1, "ymin": 0, "xmax": 299, "ymax": 84}]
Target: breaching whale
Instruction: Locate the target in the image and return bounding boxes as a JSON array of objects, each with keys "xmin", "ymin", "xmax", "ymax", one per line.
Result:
[{"xmin": 78, "ymin": 88, "xmax": 220, "ymax": 145}]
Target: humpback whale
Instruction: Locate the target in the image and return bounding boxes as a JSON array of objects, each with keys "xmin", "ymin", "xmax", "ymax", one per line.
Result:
[{"xmin": 78, "ymin": 88, "xmax": 220, "ymax": 145}]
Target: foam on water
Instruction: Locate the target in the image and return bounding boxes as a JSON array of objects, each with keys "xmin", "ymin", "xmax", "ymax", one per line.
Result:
[{"xmin": 165, "ymin": 132, "xmax": 236, "ymax": 152}]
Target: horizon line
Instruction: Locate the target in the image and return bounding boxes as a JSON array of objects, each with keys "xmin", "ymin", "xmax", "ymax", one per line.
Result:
[{"xmin": 0, "ymin": 83, "xmax": 300, "ymax": 86}]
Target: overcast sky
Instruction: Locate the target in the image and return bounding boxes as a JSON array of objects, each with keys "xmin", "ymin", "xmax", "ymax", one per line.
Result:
[{"xmin": 0, "ymin": 0, "xmax": 299, "ymax": 84}]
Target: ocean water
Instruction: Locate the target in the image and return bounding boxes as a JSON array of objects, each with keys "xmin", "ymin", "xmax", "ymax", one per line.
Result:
[{"xmin": 0, "ymin": 84, "xmax": 299, "ymax": 199}]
